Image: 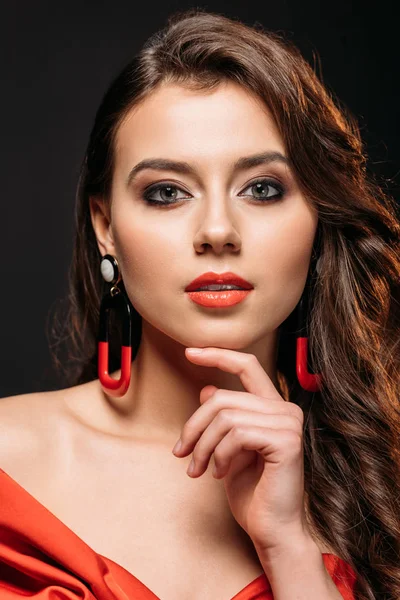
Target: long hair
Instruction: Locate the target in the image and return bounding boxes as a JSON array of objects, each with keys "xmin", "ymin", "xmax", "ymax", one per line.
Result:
[{"xmin": 47, "ymin": 9, "xmax": 400, "ymax": 599}]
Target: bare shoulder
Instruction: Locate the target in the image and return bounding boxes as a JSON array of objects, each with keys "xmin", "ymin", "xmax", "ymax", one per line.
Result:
[
  {"xmin": 0, "ymin": 381, "xmax": 98, "ymax": 483},
  {"xmin": 0, "ymin": 388, "xmax": 64, "ymax": 475}
]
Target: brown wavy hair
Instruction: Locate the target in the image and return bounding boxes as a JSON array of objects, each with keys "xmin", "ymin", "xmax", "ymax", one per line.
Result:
[{"xmin": 47, "ymin": 9, "xmax": 400, "ymax": 599}]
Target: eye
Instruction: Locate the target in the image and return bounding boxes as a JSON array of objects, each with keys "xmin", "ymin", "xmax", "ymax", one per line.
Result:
[
  {"xmin": 238, "ymin": 178, "xmax": 284, "ymax": 202},
  {"xmin": 141, "ymin": 177, "xmax": 285, "ymax": 206},
  {"xmin": 142, "ymin": 183, "xmax": 191, "ymax": 205}
]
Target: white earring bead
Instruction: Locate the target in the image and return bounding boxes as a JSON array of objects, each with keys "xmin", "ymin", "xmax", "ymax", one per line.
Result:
[{"xmin": 100, "ymin": 257, "xmax": 116, "ymax": 282}]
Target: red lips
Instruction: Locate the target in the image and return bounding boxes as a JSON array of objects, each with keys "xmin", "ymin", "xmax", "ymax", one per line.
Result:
[{"xmin": 185, "ymin": 271, "xmax": 253, "ymax": 292}]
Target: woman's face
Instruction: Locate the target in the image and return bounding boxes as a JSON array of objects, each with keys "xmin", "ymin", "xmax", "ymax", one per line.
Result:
[{"xmin": 91, "ymin": 81, "xmax": 318, "ymax": 352}]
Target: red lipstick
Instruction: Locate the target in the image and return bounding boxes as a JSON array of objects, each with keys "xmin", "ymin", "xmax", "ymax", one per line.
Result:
[{"xmin": 185, "ymin": 271, "xmax": 254, "ymax": 308}]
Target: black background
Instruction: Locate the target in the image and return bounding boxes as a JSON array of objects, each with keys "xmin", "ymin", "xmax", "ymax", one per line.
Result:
[{"xmin": 1, "ymin": 0, "xmax": 399, "ymax": 397}]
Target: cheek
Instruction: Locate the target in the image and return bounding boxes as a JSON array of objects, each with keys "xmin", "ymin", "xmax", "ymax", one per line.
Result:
[
  {"xmin": 111, "ymin": 218, "xmax": 178, "ymax": 292},
  {"xmin": 256, "ymin": 208, "xmax": 317, "ymax": 314},
  {"xmin": 109, "ymin": 216, "xmax": 188, "ymax": 334}
]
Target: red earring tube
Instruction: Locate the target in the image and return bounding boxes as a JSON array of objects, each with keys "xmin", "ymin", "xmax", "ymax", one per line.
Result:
[
  {"xmin": 296, "ymin": 282, "xmax": 322, "ymax": 393},
  {"xmin": 296, "ymin": 337, "xmax": 322, "ymax": 392},
  {"xmin": 98, "ymin": 288, "xmax": 132, "ymax": 398}
]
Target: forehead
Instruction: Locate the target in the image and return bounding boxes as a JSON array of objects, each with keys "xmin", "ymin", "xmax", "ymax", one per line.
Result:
[{"xmin": 114, "ymin": 81, "xmax": 285, "ymax": 170}]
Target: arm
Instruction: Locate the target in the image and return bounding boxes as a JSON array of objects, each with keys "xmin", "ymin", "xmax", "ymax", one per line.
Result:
[{"xmin": 255, "ymin": 536, "xmax": 352, "ymax": 600}]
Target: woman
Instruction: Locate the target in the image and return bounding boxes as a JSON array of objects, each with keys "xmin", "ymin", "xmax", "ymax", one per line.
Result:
[{"xmin": 1, "ymin": 8, "xmax": 399, "ymax": 600}]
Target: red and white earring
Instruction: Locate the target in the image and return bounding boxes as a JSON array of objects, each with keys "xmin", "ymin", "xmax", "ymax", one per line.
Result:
[
  {"xmin": 98, "ymin": 254, "xmax": 132, "ymax": 397},
  {"xmin": 295, "ymin": 258, "xmax": 323, "ymax": 392}
]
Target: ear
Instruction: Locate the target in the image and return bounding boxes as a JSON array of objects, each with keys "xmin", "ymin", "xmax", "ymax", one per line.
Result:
[{"xmin": 89, "ymin": 196, "xmax": 116, "ymax": 257}]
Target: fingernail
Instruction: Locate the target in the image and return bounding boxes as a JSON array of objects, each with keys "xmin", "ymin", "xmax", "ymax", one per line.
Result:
[
  {"xmin": 172, "ymin": 439, "xmax": 182, "ymax": 454},
  {"xmin": 187, "ymin": 459, "xmax": 196, "ymax": 475},
  {"xmin": 187, "ymin": 348, "xmax": 203, "ymax": 354}
]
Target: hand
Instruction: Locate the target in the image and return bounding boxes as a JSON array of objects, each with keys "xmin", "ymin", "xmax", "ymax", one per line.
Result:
[{"xmin": 172, "ymin": 346, "xmax": 312, "ymax": 554}]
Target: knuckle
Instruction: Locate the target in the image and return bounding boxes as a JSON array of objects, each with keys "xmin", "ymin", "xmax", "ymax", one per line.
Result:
[
  {"xmin": 231, "ymin": 424, "xmax": 246, "ymax": 439},
  {"xmin": 289, "ymin": 414, "xmax": 303, "ymax": 433},
  {"xmin": 288, "ymin": 403, "xmax": 304, "ymax": 424},
  {"xmin": 211, "ymin": 388, "xmax": 224, "ymax": 402},
  {"xmin": 247, "ymin": 353, "xmax": 258, "ymax": 365},
  {"xmin": 286, "ymin": 430, "xmax": 303, "ymax": 452},
  {"xmin": 216, "ymin": 408, "xmax": 235, "ymax": 427}
]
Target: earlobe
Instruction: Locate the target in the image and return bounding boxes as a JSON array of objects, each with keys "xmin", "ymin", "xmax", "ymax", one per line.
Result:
[{"xmin": 89, "ymin": 195, "xmax": 115, "ymax": 256}]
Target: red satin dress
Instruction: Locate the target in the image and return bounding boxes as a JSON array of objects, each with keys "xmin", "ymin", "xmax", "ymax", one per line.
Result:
[{"xmin": 0, "ymin": 468, "xmax": 357, "ymax": 599}]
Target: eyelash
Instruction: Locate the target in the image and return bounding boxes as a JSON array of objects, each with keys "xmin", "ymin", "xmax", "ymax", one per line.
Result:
[{"xmin": 141, "ymin": 177, "xmax": 285, "ymax": 206}]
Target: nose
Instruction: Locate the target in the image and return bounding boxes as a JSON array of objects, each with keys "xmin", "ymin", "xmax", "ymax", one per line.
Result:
[{"xmin": 192, "ymin": 194, "xmax": 242, "ymax": 255}]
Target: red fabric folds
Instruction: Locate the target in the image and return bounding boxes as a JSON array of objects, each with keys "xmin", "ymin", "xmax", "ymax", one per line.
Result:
[{"xmin": 0, "ymin": 468, "xmax": 357, "ymax": 599}]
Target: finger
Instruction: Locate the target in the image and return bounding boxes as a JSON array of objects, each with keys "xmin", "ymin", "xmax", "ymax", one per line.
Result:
[
  {"xmin": 186, "ymin": 410, "xmax": 302, "ymax": 477},
  {"xmin": 199, "ymin": 385, "xmax": 219, "ymax": 405},
  {"xmin": 211, "ymin": 425, "xmax": 302, "ymax": 478},
  {"xmin": 175, "ymin": 389, "xmax": 303, "ymax": 457},
  {"xmin": 185, "ymin": 347, "xmax": 281, "ymax": 400}
]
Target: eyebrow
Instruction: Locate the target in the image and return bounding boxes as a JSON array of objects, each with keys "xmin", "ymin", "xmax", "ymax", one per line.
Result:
[{"xmin": 126, "ymin": 151, "xmax": 291, "ymax": 187}]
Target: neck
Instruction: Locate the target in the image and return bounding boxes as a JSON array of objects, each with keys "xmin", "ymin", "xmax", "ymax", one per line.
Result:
[{"xmin": 96, "ymin": 321, "xmax": 282, "ymax": 441}]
